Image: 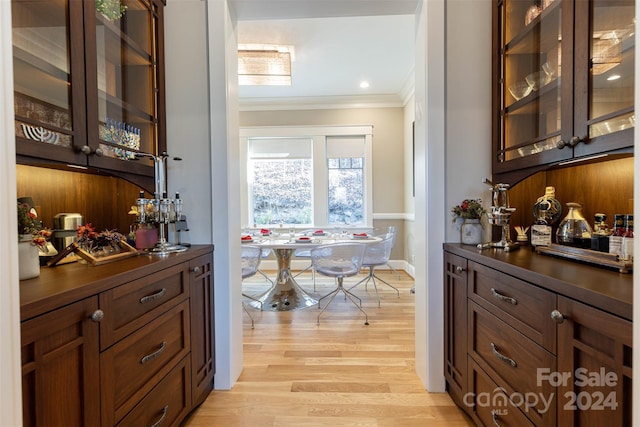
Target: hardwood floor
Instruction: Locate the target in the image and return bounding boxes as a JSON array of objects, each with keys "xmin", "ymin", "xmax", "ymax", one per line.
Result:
[{"xmin": 182, "ymin": 270, "xmax": 474, "ymax": 426}]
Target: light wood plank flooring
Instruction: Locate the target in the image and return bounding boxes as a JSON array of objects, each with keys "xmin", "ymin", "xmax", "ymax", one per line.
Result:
[{"xmin": 182, "ymin": 269, "xmax": 474, "ymax": 426}]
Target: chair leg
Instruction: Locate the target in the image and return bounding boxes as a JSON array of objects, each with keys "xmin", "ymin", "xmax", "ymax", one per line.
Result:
[
  {"xmin": 242, "ymin": 292, "xmax": 263, "ymax": 310},
  {"xmin": 372, "ymin": 273, "xmax": 400, "ymax": 298},
  {"xmin": 317, "ymin": 278, "xmax": 369, "ymax": 325},
  {"xmin": 257, "ymin": 269, "xmax": 274, "ymax": 286},
  {"xmin": 294, "ymin": 263, "xmax": 316, "ymax": 291},
  {"xmin": 242, "ymin": 302, "xmax": 254, "ymax": 329},
  {"xmin": 348, "ymin": 266, "xmax": 380, "ymax": 307}
]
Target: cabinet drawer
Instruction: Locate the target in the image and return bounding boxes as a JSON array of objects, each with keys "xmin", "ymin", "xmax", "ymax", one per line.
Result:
[
  {"xmin": 117, "ymin": 356, "xmax": 191, "ymax": 427},
  {"xmin": 101, "ymin": 300, "xmax": 191, "ymax": 426},
  {"xmin": 468, "ymin": 358, "xmax": 536, "ymax": 427},
  {"xmin": 100, "ymin": 263, "xmax": 189, "ymax": 349},
  {"xmin": 468, "ymin": 261, "xmax": 556, "ymax": 353},
  {"xmin": 469, "ymin": 301, "xmax": 556, "ymax": 426}
]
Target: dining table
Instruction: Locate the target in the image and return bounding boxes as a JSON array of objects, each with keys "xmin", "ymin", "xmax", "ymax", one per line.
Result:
[{"xmin": 242, "ymin": 231, "xmax": 380, "ymax": 311}]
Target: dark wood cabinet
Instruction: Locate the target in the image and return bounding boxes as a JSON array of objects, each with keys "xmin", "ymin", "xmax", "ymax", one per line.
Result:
[
  {"xmin": 20, "ymin": 245, "xmax": 214, "ymax": 427},
  {"xmin": 21, "ymin": 297, "xmax": 101, "ymax": 427},
  {"xmin": 444, "ymin": 251, "xmax": 468, "ymax": 408},
  {"xmin": 492, "ymin": 0, "xmax": 635, "ymax": 185},
  {"xmin": 189, "ymin": 253, "xmax": 216, "ymax": 407},
  {"xmin": 443, "ymin": 243, "xmax": 632, "ymax": 426},
  {"xmin": 12, "ymin": 0, "xmax": 166, "ymax": 192},
  {"xmin": 556, "ymin": 296, "xmax": 633, "ymax": 426}
]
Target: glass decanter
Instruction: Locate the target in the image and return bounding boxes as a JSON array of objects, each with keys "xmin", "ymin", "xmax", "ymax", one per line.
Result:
[{"xmin": 556, "ymin": 202, "xmax": 593, "ymax": 248}]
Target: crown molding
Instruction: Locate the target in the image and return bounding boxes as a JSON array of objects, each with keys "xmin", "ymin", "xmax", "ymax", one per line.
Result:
[{"xmin": 238, "ymin": 93, "xmax": 408, "ymax": 111}]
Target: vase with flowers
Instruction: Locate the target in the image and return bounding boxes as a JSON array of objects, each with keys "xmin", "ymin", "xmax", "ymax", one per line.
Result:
[
  {"xmin": 17, "ymin": 199, "xmax": 52, "ymax": 279},
  {"xmin": 451, "ymin": 198, "xmax": 486, "ymax": 245}
]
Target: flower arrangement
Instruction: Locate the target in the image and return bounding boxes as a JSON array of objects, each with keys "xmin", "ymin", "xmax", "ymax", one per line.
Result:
[
  {"xmin": 77, "ymin": 223, "xmax": 126, "ymax": 255},
  {"xmin": 451, "ymin": 198, "xmax": 486, "ymax": 222},
  {"xmin": 17, "ymin": 201, "xmax": 51, "ymax": 250}
]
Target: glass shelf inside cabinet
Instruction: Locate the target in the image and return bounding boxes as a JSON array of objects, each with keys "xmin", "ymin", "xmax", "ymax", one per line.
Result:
[
  {"xmin": 11, "ymin": 0, "xmax": 74, "ymax": 149},
  {"xmin": 94, "ymin": 0, "xmax": 158, "ymax": 166},
  {"xmin": 588, "ymin": 0, "xmax": 635, "ymax": 139}
]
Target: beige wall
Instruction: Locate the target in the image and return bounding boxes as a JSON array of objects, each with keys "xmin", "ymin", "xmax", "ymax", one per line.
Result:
[
  {"xmin": 240, "ymin": 107, "xmax": 409, "ymax": 263},
  {"xmin": 240, "ymin": 107, "xmax": 405, "ymax": 214}
]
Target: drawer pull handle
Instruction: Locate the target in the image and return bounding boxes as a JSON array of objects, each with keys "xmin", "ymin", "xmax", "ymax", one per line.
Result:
[
  {"xmin": 141, "ymin": 341, "xmax": 167, "ymax": 364},
  {"xmin": 140, "ymin": 288, "xmax": 167, "ymax": 304},
  {"xmin": 490, "ymin": 409, "xmax": 503, "ymax": 427},
  {"xmin": 490, "ymin": 342, "xmax": 517, "ymax": 367},
  {"xmin": 490, "ymin": 288, "xmax": 517, "ymax": 305},
  {"xmin": 455, "ymin": 265, "xmax": 465, "ymax": 273},
  {"xmin": 150, "ymin": 405, "xmax": 169, "ymax": 427}
]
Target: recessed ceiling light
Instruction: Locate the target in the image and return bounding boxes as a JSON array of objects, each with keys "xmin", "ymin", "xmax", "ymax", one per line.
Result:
[
  {"xmin": 607, "ymin": 74, "xmax": 621, "ymax": 81},
  {"xmin": 360, "ymin": 81, "xmax": 370, "ymax": 89}
]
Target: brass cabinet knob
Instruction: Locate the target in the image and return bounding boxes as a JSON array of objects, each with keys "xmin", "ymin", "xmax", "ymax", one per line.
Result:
[
  {"xmin": 94, "ymin": 147, "xmax": 104, "ymax": 157},
  {"xmin": 192, "ymin": 266, "xmax": 200, "ymax": 274},
  {"xmin": 81, "ymin": 145, "xmax": 92, "ymax": 155},
  {"xmin": 455, "ymin": 265, "xmax": 465, "ymax": 273}
]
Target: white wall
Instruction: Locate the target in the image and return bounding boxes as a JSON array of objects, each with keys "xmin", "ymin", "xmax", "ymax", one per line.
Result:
[
  {"xmin": 445, "ymin": 0, "xmax": 493, "ymax": 243},
  {"xmin": 0, "ymin": 0, "xmax": 23, "ymax": 423},
  {"xmin": 164, "ymin": 0, "xmax": 243, "ymax": 389},
  {"xmin": 414, "ymin": 0, "xmax": 493, "ymax": 391}
]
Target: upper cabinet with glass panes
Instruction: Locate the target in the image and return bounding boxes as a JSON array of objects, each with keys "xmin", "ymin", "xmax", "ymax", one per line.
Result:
[
  {"xmin": 493, "ymin": 0, "xmax": 635, "ymax": 184},
  {"xmin": 12, "ymin": 0, "xmax": 166, "ymax": 193}
]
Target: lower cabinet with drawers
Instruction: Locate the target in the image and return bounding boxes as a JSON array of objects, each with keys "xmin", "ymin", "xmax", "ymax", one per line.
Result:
[
  {"xmin": 444, "ymin": 243, "xmax": 632, "ymax": 427},
  {"xmin": 20, "ymin": 245, "xmax": 214, "ymax": 427}
]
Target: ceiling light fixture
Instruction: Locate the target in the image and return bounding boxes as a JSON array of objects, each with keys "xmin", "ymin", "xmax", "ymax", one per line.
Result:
[
  {"xmin": 607, "ymin": 74, "xmax": 621, "ymax": 81},
  {"xmin": 238, "ymin": 44, "xmax": 294, "ymax": 86},
  {"xmin": 592, "ymin": 33, "xmax": 622, "ymax": 75},
  {"xmin": 360, "ymin": 81, "xmax": 370, "ymax": 89}
]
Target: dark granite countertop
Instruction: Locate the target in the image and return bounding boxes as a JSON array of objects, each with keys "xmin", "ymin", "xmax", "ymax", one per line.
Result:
[
  {"xmin": 20, "ymin": 245, "xmax": 214, "ymax": 321},
  {"xmin": 444, "ymin": 243, "xmax": 632, "ymax": 321}
]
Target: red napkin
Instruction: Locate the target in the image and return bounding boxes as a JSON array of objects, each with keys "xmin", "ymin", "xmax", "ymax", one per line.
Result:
[
  {"xmin": 297, "ymin": 236, "xmax": 310, "ymax": 241},
  {"xmin": 313, "ymin": 230, "xmax": 324, "ymax": 234},
  {"xmin": 241, "ymin": 235, "xmax": 253, "ymax": 241},
  {"xmin": 260, "ymin": 228, "xmax": 270, "ymax": 234},
  {"xmin": 354, "ymin": 233, "xmax": 368, "ymax": 237}
]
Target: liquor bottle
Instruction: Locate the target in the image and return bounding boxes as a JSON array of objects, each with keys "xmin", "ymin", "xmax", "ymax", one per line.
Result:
[
  {"xmin": 531, "ymin": 205, "xmax": 552, "ymax": 247},
  {"xmin": 531, "ymin": 186, "xmax": 561, "ymax": 249},
  {"xmin": 591, "ymin": 213, "xmax": 610, "ymax": 252},
  {"xmin": 621, "ymin": 214, "xmax": 634, "ymax": 261},
  {"xmin": 608, "ymin": 214, "xmax": 625, "ymax": 257}
]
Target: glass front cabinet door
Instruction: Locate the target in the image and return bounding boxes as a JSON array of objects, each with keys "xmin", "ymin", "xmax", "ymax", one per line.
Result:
[
  {"xmin": 494, "ymin": 0, "xmax": 635, "ymax": 180},
  {"xmin": 12, "ymin": 0, "xmax": 165, "ymax": 189},
  {"xmin": 12, "ymin": 0, "xmax": 88, "ymax": 166}
]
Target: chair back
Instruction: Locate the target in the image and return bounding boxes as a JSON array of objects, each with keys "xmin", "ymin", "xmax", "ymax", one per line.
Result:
[
  {"xmin": 363, "ymin": 235, "xmax": 394, "ymax": 266},
  {"xmin": 311, "ymin": 243, "xmax": 366, "ymax": 278},
  {"xmin": 241, "ymin": 245, "xmax": 263, "ymax": 280}
]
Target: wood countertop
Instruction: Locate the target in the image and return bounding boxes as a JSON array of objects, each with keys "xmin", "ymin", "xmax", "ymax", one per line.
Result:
[
  {"xmin": 20, "ymin": 245, "xmax": 214, "ymax": 322},
  {"xmin": 444, "ymin": 243, "xmax": 633, "ymax": 321}
]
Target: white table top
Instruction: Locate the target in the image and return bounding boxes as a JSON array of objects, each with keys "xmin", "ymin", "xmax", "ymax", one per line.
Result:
[{"xmin": 241, "ymin": 233, "xmax": 380, "ymax": 249}]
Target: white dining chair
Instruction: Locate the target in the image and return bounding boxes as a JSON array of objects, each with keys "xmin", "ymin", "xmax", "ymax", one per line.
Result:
[
  {"xmin": 292, "ymin": 247, "xmax": 316, "ymax": 290},
  {"xmin": 347, "ymin": 234, "xmax": 399, "ymax": 307},
  {"xmin": 241, "ymin": 245, "xmax": 263, "ymax": 328},
  {"xmin": 311, "ymin": 242, "xmax": 368, "ymax": 325}
]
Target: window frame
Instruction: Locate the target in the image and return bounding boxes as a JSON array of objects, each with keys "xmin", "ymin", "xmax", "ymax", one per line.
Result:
[{"xmin": 240, "ymin": 125, "xmax": 373, "ymax": 228}]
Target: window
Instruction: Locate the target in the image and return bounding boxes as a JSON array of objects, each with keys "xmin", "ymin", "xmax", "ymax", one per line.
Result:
[
  {"xmin": 326, "ymin": 136, "xmax": 365, "ymax": 225},
  {"xmin": 240, "ymin": 126, "xmax": 373, "ymax": 227},
  {"xmin": 248, "ymin": 138, "xmax": 312, "ymax": 225}
]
